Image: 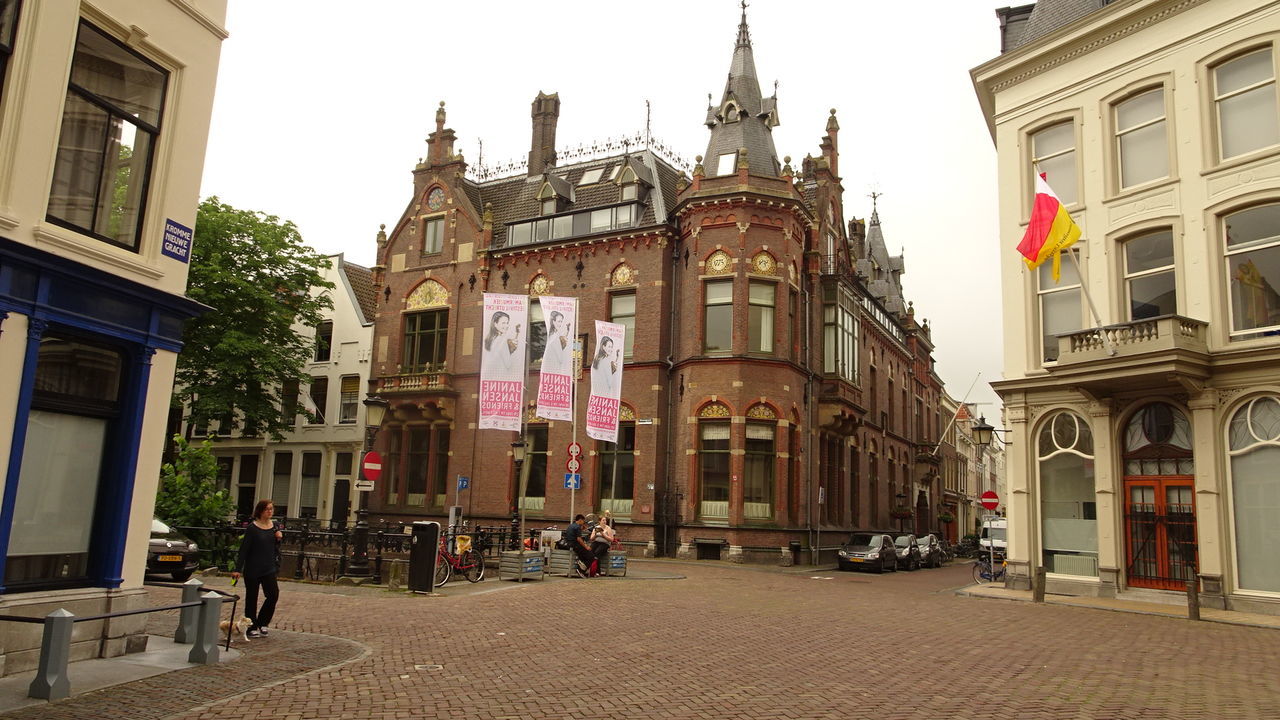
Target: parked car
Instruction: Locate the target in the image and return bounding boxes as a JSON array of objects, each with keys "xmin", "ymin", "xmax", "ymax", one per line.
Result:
[
  {"xmin": 915, "ymin": 533, "xmax": 943, "ymax": 568},
  {"xmin": 892, "ymin": 533, "xmax": 921, "ymax": 571},
  {"xmin": 147, "ymin": 518, "xmax": 200, "ymax": 582},
  {"xmin": 837, "ymin": 532, "xmax": 897, "ymax": 574}
]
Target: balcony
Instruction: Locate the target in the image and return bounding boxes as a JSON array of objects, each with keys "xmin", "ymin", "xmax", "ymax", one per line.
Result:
[
  {"xmin": 374, "ymin": 368, "xmax": 453, "ymax": 394},
  {"xmin": 1047, "ymin": 315, "xmax": 1211, "ymax": 393}
]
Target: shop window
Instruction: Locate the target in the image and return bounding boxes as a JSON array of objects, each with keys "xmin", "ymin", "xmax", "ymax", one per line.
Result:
[
  {"xmin": 1038, "ymin": 412, "xmax": 1098, "ymax": 577},
  {"xmin": 46, "ymin": 21, "xmax": 167, "ymax": 250},
  {"xmin": 1227, "ymin": 396, "xmax": 1280, "ymax": 593}
]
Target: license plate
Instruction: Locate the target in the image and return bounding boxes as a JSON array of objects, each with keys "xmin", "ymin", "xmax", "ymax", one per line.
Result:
[
  {"xmin": 851, "ymin": 558, "xmax": 864, "ymax": 562},
  {"xmin": 158, "ymin": 555, "xmax": 183, "ymax": 562}
]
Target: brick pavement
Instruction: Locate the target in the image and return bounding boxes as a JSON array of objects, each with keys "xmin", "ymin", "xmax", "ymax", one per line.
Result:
[{"xmin": 9, "ymin": 561, "xmax": 1280, "ymax": 719}]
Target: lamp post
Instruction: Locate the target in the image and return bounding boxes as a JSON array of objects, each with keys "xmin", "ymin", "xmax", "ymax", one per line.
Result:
[
  {"xmin": 971, "ymin": 415, "xmax": 996, "ymax": 583},
  {"xmin": 510, "ymin": 439, "xmax": 526, "ymax": 550},
  {"xmin": 347, "ymin": 395, "xmax": 389, "ymax": 578}
]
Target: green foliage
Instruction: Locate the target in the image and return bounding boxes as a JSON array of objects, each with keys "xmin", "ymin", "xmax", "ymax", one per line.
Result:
[
  {"xmin": 155, "ymin": 435, "xmax": 235, "ymax": 528},
  {"xmin": 176, "ymin": 197, "xmax": 334, "ymax": 440}
]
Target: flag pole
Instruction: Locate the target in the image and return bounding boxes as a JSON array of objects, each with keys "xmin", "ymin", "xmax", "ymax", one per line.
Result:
[
  {"xmin": 932, "ymin": 371, "xmax": 981, "ymax": 458},
  {"xmin": 1065, "ymin": 248, "xmax": 1117, "ymax": 357}
]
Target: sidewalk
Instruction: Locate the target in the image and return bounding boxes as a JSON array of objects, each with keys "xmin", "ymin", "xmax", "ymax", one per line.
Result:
[{"xmin": 959, "ymin": 582, "xmax": 1280, "ymax": 630}]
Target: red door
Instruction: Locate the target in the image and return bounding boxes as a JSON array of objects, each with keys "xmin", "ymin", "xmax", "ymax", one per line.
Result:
[{"xmin": 1123, "ymin": 478, "xmax": 1197, "ymax": 590}]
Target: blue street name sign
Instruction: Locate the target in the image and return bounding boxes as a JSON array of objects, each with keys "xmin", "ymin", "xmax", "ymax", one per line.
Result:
[
  {"xmin": 564, "ymin": 473, "xmax": 581, "ymax": 490},
  {"xmin": 457, "ymin": 475, "xmax": 470, "ymax": 491},
  {"xmin": 161, "ymin": 218, "xmax": 193, "ymax": 263}
]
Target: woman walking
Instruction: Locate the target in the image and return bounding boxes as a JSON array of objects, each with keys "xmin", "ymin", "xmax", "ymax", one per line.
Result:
[{"xmin": 232, "ymin": 500, "xmax": 282, "ymax": 638}]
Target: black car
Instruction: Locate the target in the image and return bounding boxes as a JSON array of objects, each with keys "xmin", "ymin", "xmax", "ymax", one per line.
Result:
[
  {"xmin": 837, "ymin": 532, "xmax": 897, "ymax": 573},
  {"xmin": 147, "ymin": 519, "xmax": 200, "ymax": 581},
  {"xmin": 915, "ymin": 533, "xmax": 943, "ymax": 568},
  {"xmin": 892, "ymin": 533, "xmax": 922, "ymax": 571}
]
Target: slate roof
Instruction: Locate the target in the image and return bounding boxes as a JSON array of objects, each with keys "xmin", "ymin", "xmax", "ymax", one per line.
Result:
[
  {"xmin": 342, "ymin": 260, "xmax": 377, "ymax": 325},
  {"xmin": 863, "ymin": 209, "xmax": 907, "ymax": 314},
  {"xmin": 703, "ymin": 8, "xmax": 781, "ymax": 176},
  {"xmin": 459, "ymin": 150, "xmax": 682, "ymax": 249},
  {"xmin": 1014, "ymin": 0, "xmax": 1110, "ymax": 50}
]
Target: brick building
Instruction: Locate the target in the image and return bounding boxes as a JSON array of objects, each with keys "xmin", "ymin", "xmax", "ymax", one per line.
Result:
[{"xmin": 365, "ymin": 9, "xmax": 947, "ymax": 563}]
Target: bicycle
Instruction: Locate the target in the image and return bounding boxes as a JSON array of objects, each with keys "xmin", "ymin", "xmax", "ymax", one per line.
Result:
[
  {"xmin": 434, "ymin": 535, "xmax": 485, "ymax": 587},
  {"xmin": 972, "ymin": 555, "xmax": 1007, "ymax": 584}
]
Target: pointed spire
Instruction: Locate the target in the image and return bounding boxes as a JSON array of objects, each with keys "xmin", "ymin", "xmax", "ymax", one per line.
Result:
[{"xmin": 703, "ymin": 2, "xmax": 780, "ymax": 177}]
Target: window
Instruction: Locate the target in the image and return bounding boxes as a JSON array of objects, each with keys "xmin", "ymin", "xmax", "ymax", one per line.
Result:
[
  {"xmin": 744, "ymin": 422, "xmax": 775, "ymax": 519},
  {"xmin": 307, "ymin": 377, "xmax": 328, "ymax": 424},
  {"xmin": 716, "ymin": 152, "xmax": 737, "ymax": 176},
  {"xmin": 1214, "ymin": 48, "xmax": 1279, "ymax": 161},
  {"xmin": 215, "ymin": 457, "xmax": 234, "ymax": 492},
  {"xmin": 1123, "ymin": 229, "xmax": 1175, "ymax": 320},
  {"xmin": 339, "ymin": 375, "xmax": 359, "ymax": 424},
  {"xmin": 1225, "ymin": 203, "xmax": 1280, "ymax": 337},
  {"xmin": 748, "ymin": 282, "xmax": 775, "ymax": 354},
  {"xmin": 1228, "ymin": 396, "xmax": 1280, "ymax": 593},
  {"xmin": 822, "ymin": 287, "xmax": 857, "ymax": 382},
  {"xmin": 432, "ymin": 429, "xmax": 450, "ymax": 508},
  {"xmin": 0, "ymin": 1, "xmax": 19, "ymax": 96},
  {"xmin": 621, "ymin": 183, "xmax": 638, "ymax": 201},
  {"xmin": 528, "ymin": 301, "xmax": 547, "ymax": 364},
  {"xmin": 1032, "ymin": 122, "xmax": 1077, "ymax": 205},
  {"xmin": 599, "ymin": 423, "xmax": 635, "ymax": 516},
  {"xmin": 272, "ymin": 452, "xmax": 292, "ymax": 518},
  {"xmin": 590, "ymin": 209, "xmax": 612, "ymax": 232},
  {"xmin": 215, "ymin": 410, "xmax": 233, "ymax": 437},
  {"xmin": 406, "ymin": 428, "xmax": 430, "ymax": 506},
  {"xmin": 422, "ymin": 218, "xmax": 444, "ymax": 254},
  {"xmin": 579, "ymin": 167, "xmax": 604, "ymax": 185},
  {"xmin": 47, "ymin": 21, "xmax": 167, "ymax": 250},
  {"xmin": 403, "ymin": 309, "xmax": 448, "ymax": 372},
  {"xmin": 281, "ymin": 379, "xmax": 299, "ymax": 426},
  {"xmin": 314, "ymin": 321, "xmax": 333, "ymax": 362},
  {"xmin": 507, "ymin": 205, "xmax": 637, "ymax": 246},
  {"xmin": 541, "ymin": 198, "xmax": 556, "ymax": 215},
  {"xmin": 5, "ymin": 336, "xmax": 121, "ymax": 590},
  {"xmin": 520, "ymin": 425, "xmax": 549, "ymax": 512},
  {"xmin": 1038, "ymin": 412, "xmax": 1098, "ymax": 577},
  {"xmin": 1038, "ymin": 251, "xmax": 1082, "ymax": 362},
  {"xmin": 384, "ymin": 428, "xmax": 401, "ymax": 504},
  {"xmin": 610, "ymin": 292, "xmax": 636, "ymax": 358},
  {"xmin": 300, "ymin": 452, "xmax": 321, "ymax": 518},
  {"xmin": 704, "ymin": 280, "xmax": 733, "ymax": 353},
  {"xmin": 699, "ymin": 422, "xmax": 731, "ymax": 518},
  {"xmin": 1115, "ymin": 88, "xmax": 1168, "ymax": 189}
]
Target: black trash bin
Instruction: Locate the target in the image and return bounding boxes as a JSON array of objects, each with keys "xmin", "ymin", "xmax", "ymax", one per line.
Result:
[{"xmin": 408, "ymin": 521, "xmax": 441, "ymax": 592}]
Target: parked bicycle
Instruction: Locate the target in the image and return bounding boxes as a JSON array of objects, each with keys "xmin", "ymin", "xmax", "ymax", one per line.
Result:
[
  {"xmin": 434, "ymin": 534, "xmax": 485, "ymax": 587},
  {"xmin": 972, "ymin": 555, "xmax": 1007, "ymax": 584}
]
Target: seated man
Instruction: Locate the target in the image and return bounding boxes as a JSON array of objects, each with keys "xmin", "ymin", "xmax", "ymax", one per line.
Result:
[{"xmin": 564, "ymin": 514, "xmax": 597, "ymax": 576}]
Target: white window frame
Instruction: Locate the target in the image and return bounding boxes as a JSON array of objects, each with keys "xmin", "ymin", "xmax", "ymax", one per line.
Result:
[
  {"xmin": 1114, "ymin": 88, "xmax": 1169, "ymax": 190},
  {"xmin": 716, "ymin": 152, "xmax": 737, "ymax": 176},
  {"xmin": 1213, "ymin": 47, "xmax": 1280, "ymax": 163},
  {"xmin": 1037, "ymin": 250, "xmax": 1083, "ymax": 363},
  {"xmin": 1122, "ymin": 229, "xmax": 1176, "ymax": 321}
]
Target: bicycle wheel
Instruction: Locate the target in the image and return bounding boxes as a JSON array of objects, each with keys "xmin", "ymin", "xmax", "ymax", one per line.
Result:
[
  {"xmin": 972, "ymin": 561, "xmax": 989, "ymax": 584},
  {"xmin": 433, "ymin": 554, "xmax": 452, "ymax": 587},
  {"xmin": 461, "ymin": 549, "xmax": 485, "ymax": 583}
]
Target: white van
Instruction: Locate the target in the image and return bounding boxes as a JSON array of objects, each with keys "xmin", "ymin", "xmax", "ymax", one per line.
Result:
[{"xmin": 979, "ymin": 517, "xmax": 1007, "ymax": 555}]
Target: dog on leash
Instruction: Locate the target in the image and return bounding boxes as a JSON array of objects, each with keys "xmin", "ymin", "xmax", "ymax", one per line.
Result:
[{"xmin": 219, "ymin": 616, "xmax": 254, "ymax": 642}]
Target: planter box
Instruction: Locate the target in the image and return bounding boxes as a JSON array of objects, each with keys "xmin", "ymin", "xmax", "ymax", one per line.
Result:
[
  {"xmin": 547, "ymin": 549, "xmax": 576, "ymax": 577},
  {"xmin": 605, "ymin": 550, "xmax": 627, "ymax": 576},
  {"xmin": 499, "ymin": 550, "xmax": 543, "ymax": 582}
]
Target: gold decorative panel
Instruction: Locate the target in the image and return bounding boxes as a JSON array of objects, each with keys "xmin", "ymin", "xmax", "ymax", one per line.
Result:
[
  {"xmin": 406, "ymin": 279, "xmax": 449, "ymax": 309},
  {"xmin": 611, "ymin": 263, "xmax": 636, "ymax": 287},
  {"xmin": 750, "ymin": 252, "xmax": 777, "ymax": 276},
  {"xmin": 620, "ymin": 405, "xmax": 636, "ymax": 421},
  {"xmin": 705, "ymin": 250, "xmax": 733, "ymax": 276},
  {"xmin": 746, "ymin": 404, "xmax": 777, "ymax": 420},
  {"xmin": 700, "ymin": 402, "xmax": 730, "ymax": 418},
  {"xmin": 530, "ymin": 274, "xmax": 551, "ymax": 297}
]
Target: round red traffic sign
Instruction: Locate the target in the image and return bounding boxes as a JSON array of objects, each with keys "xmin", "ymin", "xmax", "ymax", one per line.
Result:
[
  {"xmin": 567, "ymin": 442, "xmax": 582, "ymax": 458},
  {"xmin": 362, "ymin": 451, "xmax": 383, "ymax": 483},
  {"xmin": 566, "ymin": 457, "xmax": 582, "ymax": 474},
  {"xmin": 980, "ymin": 490, "xmax": 1000, "ymax": 511}
]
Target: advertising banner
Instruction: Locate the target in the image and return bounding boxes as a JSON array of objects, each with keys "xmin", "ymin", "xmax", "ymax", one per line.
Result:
[
  {"xmin": 585, "ymin": 320, "xmax": 625, "ymax": 443},
  {"xmin": 478, "ymin": 293, "xmax": 528, "ymax": 431},
  {"xmin": 535, "ymin": 296, "xmax": 577, "ymax": 422}
]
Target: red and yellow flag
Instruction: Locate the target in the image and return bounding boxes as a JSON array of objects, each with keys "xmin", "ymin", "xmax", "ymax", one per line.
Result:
[{"xmin": 1017, "ymin": 173, "xmax": 1081, "ymax": 282}]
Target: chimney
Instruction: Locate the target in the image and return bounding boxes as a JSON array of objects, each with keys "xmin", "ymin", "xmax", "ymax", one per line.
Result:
[{"xmin": 528, "ymin": 91, "xmax": 560, "ymax": 177}]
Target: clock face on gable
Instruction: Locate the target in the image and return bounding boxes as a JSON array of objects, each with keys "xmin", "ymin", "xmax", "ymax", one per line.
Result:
[{"xmin": 426, "ymin": 188, "xmax": 445, "ymax": 211}]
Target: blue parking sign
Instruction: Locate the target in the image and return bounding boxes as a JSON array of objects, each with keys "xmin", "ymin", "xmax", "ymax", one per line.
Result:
[
  {"xmin": 457, "ymin": 475, "xmax": 470, "ymax": 491},
  {"xmin": 564, "ymin": 473, "xmax": 581, "ymax": 490}
]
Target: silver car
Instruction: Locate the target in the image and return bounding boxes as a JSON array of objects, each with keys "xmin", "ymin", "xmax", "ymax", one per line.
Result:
[{"xmin": 837, "ymin": 532, "xmax": 897, "ymax": 573}]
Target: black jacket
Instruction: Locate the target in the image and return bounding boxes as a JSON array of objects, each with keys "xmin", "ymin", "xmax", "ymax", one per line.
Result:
[{"xmin": 236, "ymin": 522, "xmax": 281, "ymax": 578}]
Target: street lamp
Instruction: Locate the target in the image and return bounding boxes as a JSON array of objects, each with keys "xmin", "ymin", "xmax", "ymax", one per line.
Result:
[
  {"xmin": 510, "ymin": 439, "xmax": 527, "ymax": 550},
  {"xmin": 347, "ymin": 395, "xmax": 389, "ymax": 578},
  {"xmin": 971, "ymin": 414, "xmax": 999, "ymax": 582},
  {"xmin": 971, "ymin": 415, "xmax": 995, "ymax": 448}
]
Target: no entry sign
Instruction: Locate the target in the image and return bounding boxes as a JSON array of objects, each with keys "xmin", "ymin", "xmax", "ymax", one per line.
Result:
[
  {"xmin": 362, "ymin": 451, "xmax": 383, "ymax": 483},
  {"xmin": 980, "ymin": 490, "xmax": 1000, "ymax": 511}
]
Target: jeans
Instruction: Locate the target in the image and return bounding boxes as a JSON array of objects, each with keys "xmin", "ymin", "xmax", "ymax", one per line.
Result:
[{"xmin": 244, "ymin": 572, "xmax": 279, "ymax": 629}]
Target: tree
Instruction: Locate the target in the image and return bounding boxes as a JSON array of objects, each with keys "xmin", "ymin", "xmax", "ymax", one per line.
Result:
[
  {"xmin": 155, "ymin": 435, "xmax": 236, "ymax": 528},
  {"xmin": 176, "ymin": 197, "xmax": 334, "ymax": 439}
]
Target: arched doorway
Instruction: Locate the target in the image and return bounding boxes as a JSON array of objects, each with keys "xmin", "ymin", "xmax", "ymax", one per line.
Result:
[{"xmin": 1122, "ymin": 402, "xmax": 1197, "ymax": 590}]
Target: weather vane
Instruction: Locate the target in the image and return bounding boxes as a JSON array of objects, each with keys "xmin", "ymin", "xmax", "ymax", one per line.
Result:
[{"xmin": 868, "ymin": 190, "xmax": 883, "ymax": 212}]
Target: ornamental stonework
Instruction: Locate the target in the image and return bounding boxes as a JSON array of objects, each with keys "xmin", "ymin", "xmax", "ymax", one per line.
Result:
[
  {"xmin": 406, "ymin": 279, "xmax": 449, "ymax": 309},
  {"xmin": 620, "ymin": 405, "xmax": 636, "ymax": 421},
  {"xmin": 610, "ymin": 263, "xmax": 636, "ymax": 287},
  {"xmin": 746, "ymin": 404, "xmax": 776, "ymax": 420},
  {"xmin": 705, "ymin": 250, "xmax": 733, "ymax": 276},
  {"xmin": 530, "ymin": 274, "xmax": 551, "ymax": 297},
  {"xmin": 700, "ymin": 402, "xmax": 730, "ymax": 418},
  {"xmin": 750, "ymin": 252, "xmax": 777, "ymax": 276}
]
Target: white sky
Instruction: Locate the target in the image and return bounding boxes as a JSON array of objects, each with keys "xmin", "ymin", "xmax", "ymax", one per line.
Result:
[{"xmin": 200, "ymin": 0, "xmax": 1007, "ymax": 417}]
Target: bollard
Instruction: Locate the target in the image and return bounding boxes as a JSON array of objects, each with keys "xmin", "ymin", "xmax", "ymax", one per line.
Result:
[
  {"xmin": 188, "ymin": 592, "xmax": 222, "ymax": 665},
  {"xmin": 1186, "ymin": 578, "xmax": 1201, "ymax": 621},
  {"xmin": 1033, "ymin": 567, "xmax": 1047, "ymax": 603},
  {"xmin": 175, "ymin": 577, "xmax": 204, "ymax": 644},
  {"xmin": 28, "ymin": 609, "xmax": 75, "ymax": 700}
]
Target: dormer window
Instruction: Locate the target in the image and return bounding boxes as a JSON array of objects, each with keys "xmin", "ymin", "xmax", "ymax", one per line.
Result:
[
  {"xmin": 723, "ymin": 101, "xmax": 741, "ymax": 123},
  {"xmin": 541, "ymin": 198, "xmax": 557, "ymax": 215},
  {"xmin": 621, "ymin": 184, "xmax": 638, "ymax": 201},
  {"xmin": 716, "ymin": 152, "xmax": 738, "ymax": 176},
  {"xmin": 578, "ymin": 167, "xmax": 605, "ymax": 186}
]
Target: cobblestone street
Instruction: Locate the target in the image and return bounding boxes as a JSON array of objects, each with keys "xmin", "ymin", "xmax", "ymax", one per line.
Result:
[{"xmin": 11, "ymin": 561, "xmax": 1280, "ymax": 720}]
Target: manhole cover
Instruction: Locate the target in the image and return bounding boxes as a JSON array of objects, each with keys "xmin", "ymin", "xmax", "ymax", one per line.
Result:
[{"xmin": 414, "ymin": 664, "xmax": 443, "ymax": 671}]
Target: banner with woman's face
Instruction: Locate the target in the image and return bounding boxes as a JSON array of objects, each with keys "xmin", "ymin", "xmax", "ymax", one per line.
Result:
[
  {"xmin": 478, "ymin": 293, "xmax": 528, "ymax": 431},
  {"xmin": 535, "ymin": 296, "xmax": 577, "ymax": 422},
  {"xmin": 586, "ymin": 320, "xmax": 625, "ymax": 443}
]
